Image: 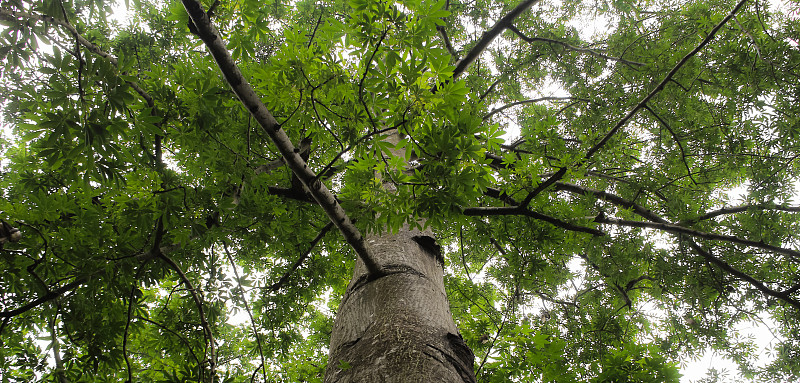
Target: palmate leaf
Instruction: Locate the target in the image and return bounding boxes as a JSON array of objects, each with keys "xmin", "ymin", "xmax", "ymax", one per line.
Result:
[{"xmin": 0, "ymin": 0, "xmax": 799, "ymax": 381}]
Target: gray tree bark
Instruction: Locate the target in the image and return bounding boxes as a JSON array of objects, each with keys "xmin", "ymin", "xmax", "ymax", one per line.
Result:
[{"xmin": 324, "ymin": 226, "xmax": 476, "ymax": 382}]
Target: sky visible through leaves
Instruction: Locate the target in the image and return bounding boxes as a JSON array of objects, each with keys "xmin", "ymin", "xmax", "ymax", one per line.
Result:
[
  {"xmin": 89, "ymin": 2, "xmax": 793, "ymax": 381},
  {"xmin": 2, "ymin": 0, "xmax": 800, "ymax": 381}
]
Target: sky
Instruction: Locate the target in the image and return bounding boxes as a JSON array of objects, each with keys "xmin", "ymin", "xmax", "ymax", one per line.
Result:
[
  {"xmin": 101, "ymin": 2, "xmax": 784, "ymax": 382},
  {"xmin": 0, "ymin": 0, "xmax": 793, "ymax": 381}
]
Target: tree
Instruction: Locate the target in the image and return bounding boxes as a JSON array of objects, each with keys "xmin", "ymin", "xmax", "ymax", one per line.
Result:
[{"xmin": 1, "ymin": 0, "xmax": 799, "ymax": 381}]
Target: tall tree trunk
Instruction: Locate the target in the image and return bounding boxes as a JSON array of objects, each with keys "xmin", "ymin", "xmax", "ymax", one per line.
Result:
[{"xmin": 324, "ymin": 226, "xmax": 476, "ymax": 382}]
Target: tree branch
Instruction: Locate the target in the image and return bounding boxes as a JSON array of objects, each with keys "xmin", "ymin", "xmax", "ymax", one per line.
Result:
[
  {"xmin": 479, "ymin": 78, "xmax": 502, "ymax": 102},
  {"xmin": 155, "ymin": 251, "xmax": 217, "ymax": 374},
  {"xmin": 644, "ymin": 105, "xmax": 697, "ymax": 185},
  {"xmin": 517, "ymin": 0, "xmax": 750, "ymax": 209},
  {"xmin": 435, "ymin": 0, "xmax": 459, "ymax": 60},
  {"xmin": 687, "ymin": 203, "xmax": 800, "ymax": 224},
  {"xmin": 0, "ymin": 278, "xmax": 83, "ymax": 318},
  {"xmin": 437, "ymin": 25, "xmax": 460, "ymax": 60},
  {"xmin": 554, "ymin": 182, "xmax": 800, "ymax": 309},
  {"xmin": 313, "ymin": 125, "xmax": 397, "ymax": 184},
  {"xmin": 482, "ymin": 96, "xmax": 575, "ymax": 120},
  {"xmin": 594, "ymin": 216, "xmax": 800, "ymax": 260},
  {"xmin": 180, "ymin": 0, "xmax": 382, "ymax": 276},
  {"xmin": 732, "ymin": 15, "xmax": 762, "ymax": 59},
  {"xmin": 0, "ymin": 8, "xmax": 153, "ymax": 106},
  {"xmin": 462, "ymin": 205, "xmax": 604, "ymax": 236},
  {"xmin": 577, "ymin": 253, "xmax": 633, "ymax": 308},
  {"xmin": 583, "ymin": 0, "xmax": 748, "ymax": 161},
  {"xmin": 553, "ymin": 182, "xmax": 667, "ymax": 223},
  {"xmin": 507, "ymin": 25, "xmax": 646, "ymax": 67},
  {"xmin": 0, "ymin": 245, "xmax": 171, "ymax": 322},
  {"xmin": 221, "ymin": 243, "xmax": 267, "ymax": 383},
  {"xmin": 123, "ymin": 261, "xmax": 150, "ymax": 383},
  {"xmin": 267, "ymin": 222, "xmax": 335, "ymax": 291},
  {"xmin": 687, "ymin": 242, "xmax": 800, "ymax": 310},
  {"xmin": 452, "ymin": 0, "xmax": 541, "ymax": 79},
  {"xmin": 134, "ymin": 315, "xmax": 202, "ymax": 365},
  {"xmin": 358, "ymin": 28, "xmax": 390, "ymax": 130},
  {"xmin": 265, "ymin": 186, "xmax": 315, "ymax": 203}
]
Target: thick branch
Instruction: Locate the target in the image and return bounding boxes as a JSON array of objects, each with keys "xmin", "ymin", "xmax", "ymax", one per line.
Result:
[
  {"xmin": 553, "ymin": 182, "xmax": 667, "ymax": 223},
  {"xmin": 0, "ymin": 278, "xmax": 83, "ymax": 318},
  {"xmin": 180, "ymin": 0, "xmax": 382, "ymax": 276},
  {"xmin": 253, "ymin": 138, "xmax": 311, "ymax": 175},
  {"xmin": 265, "ymin": 186, "xmax": 315, "ymax": 203},
  {"xmin": 452, "ymin": 0, "xmax": 541, "ymax": 79},
  {"xmin": 594, "ymin": 216, "xmax": 800, "ymax": 260},
  {"xmin": 555, "ymin": 182, "xmax": 800, "ymax": 309},
  {"xmin": 688, "ymin": 203, "xmax": 800, "ymax": 223},
  {"xmin": 518, "ymin": 167, "xmax": 567, "ymax": 208},
  {"xmin": 484, "ymin": 186, "xmax": 521, "ymax": 206},
  {"xmin": 463, "ymin": 206, "xmax": 604, "ymax": 236}
]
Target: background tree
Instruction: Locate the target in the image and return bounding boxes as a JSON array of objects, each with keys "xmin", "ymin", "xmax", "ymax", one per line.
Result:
[{"xmin": 1, "ymin": 0, "xmax": 799, "ymax": 381}]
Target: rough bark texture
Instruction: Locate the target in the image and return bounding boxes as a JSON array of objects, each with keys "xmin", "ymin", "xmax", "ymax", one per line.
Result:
[{"xmin": 325, "ymin": 227, "xmax": 476, "ymax": 382}]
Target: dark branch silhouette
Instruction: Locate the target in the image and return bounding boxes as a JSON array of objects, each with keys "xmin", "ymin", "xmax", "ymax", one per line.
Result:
[
  {"xmin": 452, "ymin": 0, "xmax": 542, "ymax": 79},
  {"xmin": 518, "ymin": 0, "xmax": 750, "ymax": 209},
  {"xmin": 156, "ymin": 251, "xmax": 217, "ymax": 372},
  {"xmin": 507, "ymin": 25, "xmax": 646, "ymax": 67},
  {"xmin": 180, "ymin": 0, "xmax": 383, "ymax": 277},
  {"xmin": 268, "ymin": 222, "xmax": 335, "ymax": 291}
]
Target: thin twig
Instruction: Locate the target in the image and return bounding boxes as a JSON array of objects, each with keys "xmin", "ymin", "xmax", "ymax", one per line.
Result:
[
  {"xmin": 687, "ymin": 203, "xmax": 800, "ymax": 224},
  {"xmin": 0, "ymin": 9, "xmax": 153, "ymax": 106},
  {"xmin": 507, "ymin": 25, "xmax": 646, "ymax": 67},
  {"xmin": 482, "ymin": 96, "xmax": 576, "ymax": 120},
  {"xmin": 221, "ymin": 243, "xmax": 266, "ymax": 383},
  {"xmin": 687, "ymin": 242, "xmax": 800, "ymax": 310},
  {"xmin": 643, "ymin": 105, "xmax": 697, "ymax": 185},
  {"xmin": 135, "ymin": 315, "xmax": 202, "ymax": 365},
  {"xmin": 123, "ymin": 261, "xmax": 151, "ymax": 383},
  {"xmin": 555, "ymin": 182, "xmax": 800, "ymax": 308},
  {"xmin": 267, "ymin": 223, "xmax": 335, "ymax": 291},
  {"xmin": 733, "ymin": 15, "xmax": 762, "ymax": 59},
  {"xmin": 358, "ymin": 28, "xmax": 390, "ymax": 131},
  {"xmin": 156, "ymin": 252, "xmax": 217, "ymax": 374}
]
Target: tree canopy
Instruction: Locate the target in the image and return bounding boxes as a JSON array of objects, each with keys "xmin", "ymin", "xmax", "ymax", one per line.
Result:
[{"xmin": 1, "ymin": 0, "xmax": 800, "ymax": 381}]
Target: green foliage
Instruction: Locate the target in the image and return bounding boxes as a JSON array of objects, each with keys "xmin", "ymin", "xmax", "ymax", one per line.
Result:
[{"xmin": 1, "ymin": 0, "xmax": 800, "ymax": 381}]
